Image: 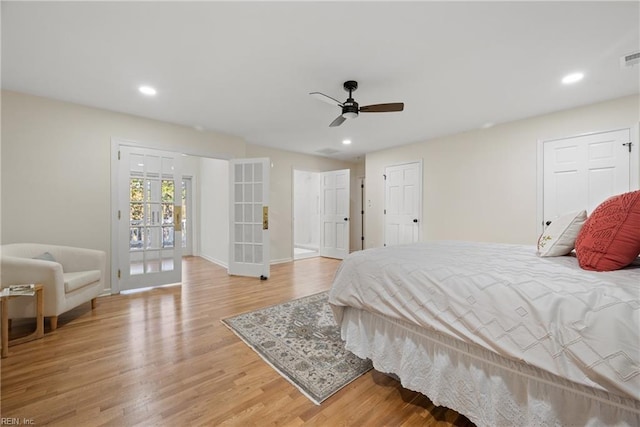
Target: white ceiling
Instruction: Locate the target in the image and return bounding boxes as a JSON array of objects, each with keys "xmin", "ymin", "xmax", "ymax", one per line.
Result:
[{"xmin": 2, "ymin": 1, "xmax": 639, "ymax": 162}]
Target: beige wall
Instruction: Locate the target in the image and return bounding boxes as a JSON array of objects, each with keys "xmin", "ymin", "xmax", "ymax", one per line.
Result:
[
  {"xmin": 365, "ymin": 94, "xmax": 640, "ymax": 249},
  {"xmin": 1, "ymin": 90, "xmax": 360, "ymax": 289},
  {"xmin": 198, "ymin": 157, "xmax": 229, "ymax": 266}
]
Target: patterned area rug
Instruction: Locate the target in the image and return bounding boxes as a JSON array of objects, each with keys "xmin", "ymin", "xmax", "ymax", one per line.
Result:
[{"xmin": 221, "ymin": 291, "xmax": 372, "ymax": 405}]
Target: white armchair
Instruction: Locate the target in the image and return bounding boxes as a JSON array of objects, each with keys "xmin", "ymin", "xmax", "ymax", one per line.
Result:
[{"xmin": 1, "ymin": 243, "xmax": 106, "ymax": 330}]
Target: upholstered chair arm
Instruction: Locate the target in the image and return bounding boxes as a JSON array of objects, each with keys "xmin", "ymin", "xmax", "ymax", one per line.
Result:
[{"xmin": 1, "ymin": 256, "xmax": 66, "ymax": 316}]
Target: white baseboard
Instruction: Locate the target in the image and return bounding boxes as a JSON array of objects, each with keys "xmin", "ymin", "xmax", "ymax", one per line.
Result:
[
  {"xmin": 200, "ymin": 254, "xmax": 229, "ymax": 269},
  {"xmin": 294, "ymin": 243, "xmax": 319, "ymax": 251}
]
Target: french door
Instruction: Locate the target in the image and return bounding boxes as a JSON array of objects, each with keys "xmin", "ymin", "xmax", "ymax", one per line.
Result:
[
  {"xmin": 228, "ymin": 158, "xmax": 270, "ymax": 278},
  {"xmin": 118, "ymin": 146, "xmax": 182, "ymax": 291},
  {"xmin": 319, "ymin": 169, "xmax": 350, "ymax": 259}
]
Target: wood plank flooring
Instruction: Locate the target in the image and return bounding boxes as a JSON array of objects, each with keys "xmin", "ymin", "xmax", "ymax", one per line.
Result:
[{"xmin": 1, "ymin": 256, "xmax": 475, "ymax": 426}]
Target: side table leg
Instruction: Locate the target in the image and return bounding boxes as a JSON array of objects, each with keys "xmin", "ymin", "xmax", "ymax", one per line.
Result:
[
  {"xmin": 35, "ymin": 287, "xmax": 44, "ymax": 339},
  {"xmin": 1, "ymin": 297, "xmax": 8, "ymax": 358}
]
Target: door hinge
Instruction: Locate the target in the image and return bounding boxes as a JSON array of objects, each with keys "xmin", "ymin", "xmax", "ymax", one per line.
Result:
[
  {"xmin": 361, "ymin": 210, "xmax": 364, "ymax": 215},
  {"xmin": 117, "ymin": 269, "xmax": 121, "ymax": 279},
  {"xmin": 360, "ymin": 184, "xmax": 364, "ymax": 189},
  {"xmin": 384, "ymin": 209, "xmax": 386, "ymax": 214},
  {"xmin": 623, "ymin": 142, "xmax": 633, "ymax": 152},
  {"xmin": 361, "ymin": 236, "xmax": 364, "ymax": 241},
  {"xmin": 118, "ymin": 210, "xmax": 121, "ymax": 220},
  {"xmin": 118, "ymin": 150, "xmax": 121, "ymax": 160},
  {"xmin": 383, "ymin": 174, "xmax": 386, "ymax": 180}
]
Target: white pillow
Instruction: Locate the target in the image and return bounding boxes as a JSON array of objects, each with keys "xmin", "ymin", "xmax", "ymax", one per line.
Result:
[{"xmin": 537, "ymin": 210, "xmax": 587, "ymax": 257}]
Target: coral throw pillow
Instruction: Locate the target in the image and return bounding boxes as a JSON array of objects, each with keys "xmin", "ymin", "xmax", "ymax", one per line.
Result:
[{"xmin": 575, "ymin": 190, "xmax": 640, "ymax": 271}]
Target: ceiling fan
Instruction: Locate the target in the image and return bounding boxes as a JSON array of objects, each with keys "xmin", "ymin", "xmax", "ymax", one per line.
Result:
[{"xmin": 309, "ymin": 80, "xmax": 404, "ymax": 127}]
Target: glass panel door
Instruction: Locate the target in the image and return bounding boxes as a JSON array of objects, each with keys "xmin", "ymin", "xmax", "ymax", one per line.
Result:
[
  {"xmin": 228, "ymin": 158, "xmax": 270, "ymax": 278},
  {"xmin": 119, "ymin": 146, "xmax": 182, "ymax": 291}
]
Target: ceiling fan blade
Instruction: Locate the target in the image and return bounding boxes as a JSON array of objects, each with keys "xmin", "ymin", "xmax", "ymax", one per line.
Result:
[
  {"xmin": 310, "ymin": 92, "xmax": 343, "ymax": 107},
  {"xmin": 359, "ymin": 102, "xmax": 404, "ymax": 113},
  {"xmin": 329, "ymin": 115, "xmax": 346, "ymax": 127}
]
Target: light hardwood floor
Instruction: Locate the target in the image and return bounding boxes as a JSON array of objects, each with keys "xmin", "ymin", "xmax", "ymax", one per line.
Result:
[{"xmin": 1, "ymin": 256, "xmax": 475, "ymax": 426}]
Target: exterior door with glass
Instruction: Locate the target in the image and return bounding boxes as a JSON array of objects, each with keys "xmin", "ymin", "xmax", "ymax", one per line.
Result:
[{"xmin": 118, "ymin": 146, "xmax": 182, "ymax": 291}]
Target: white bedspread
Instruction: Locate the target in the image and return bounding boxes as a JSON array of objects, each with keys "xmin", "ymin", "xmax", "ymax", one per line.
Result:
[{"xmin": 329, "ymin": 241, "xmax": 640, "ymax": 400}]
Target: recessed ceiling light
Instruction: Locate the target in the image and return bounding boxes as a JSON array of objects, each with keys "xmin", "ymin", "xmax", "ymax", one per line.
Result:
[
  {"xmin": 561, "ymin": 72, "xmax": 584, "ymax": 85},
  {"xmin": 481, "ymin": 122, "xmax": 494, "ymax": 129},
  {"xmin": 138, "ymin": 85, "xmax": 157, "ymax": 96},
  {"xmin": 342, "ymin": 139, "xmax": 352, "ymax": 145}
]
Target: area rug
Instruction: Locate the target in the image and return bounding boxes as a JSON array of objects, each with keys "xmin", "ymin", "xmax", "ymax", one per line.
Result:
[{"xmin": 221, "ymin": 291, "xmax": 372, "ymax": 405}]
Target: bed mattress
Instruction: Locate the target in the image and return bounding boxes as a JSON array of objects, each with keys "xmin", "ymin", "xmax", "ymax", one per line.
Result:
[{"xmin": 329, "ymin": 241, "xmax": 640, "ymax": 401}]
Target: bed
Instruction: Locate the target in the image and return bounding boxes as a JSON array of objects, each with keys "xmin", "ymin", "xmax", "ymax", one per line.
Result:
[{"xmin": 328, "ymin": 240, "xmax": 640, "ymax": 426}]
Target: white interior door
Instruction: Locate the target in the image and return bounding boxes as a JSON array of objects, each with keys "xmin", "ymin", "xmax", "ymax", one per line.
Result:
[
  {"xmin": 542, "ymin": 129, "xmax": 632, "ymax": 226},
  {"xmin": 384, "ymin": 162, "xmax": 422, "ymax": 246},
  {"xmin": 319, "ymin": 169, "xmax": 350, "ymax": 259},
  {"xmin": 118, "ymin": 146, "xmax": 182, "ymax": 291},
  {"xmin": 228, "ymin": 158, "xmax": 270, "ymax": 278}
]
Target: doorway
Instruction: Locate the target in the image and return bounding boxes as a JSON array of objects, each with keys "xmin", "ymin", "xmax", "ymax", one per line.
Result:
[
  {"xmin": 292, "ymin": 168, "xmax": 351, "ymax": 261},
  {"xmin": 112, "ymin": 142, "xmax": 234, "ymax": 293},
  {"xmin": 293, "ymin": 169, "xmax": 320, "ymax": 260}
]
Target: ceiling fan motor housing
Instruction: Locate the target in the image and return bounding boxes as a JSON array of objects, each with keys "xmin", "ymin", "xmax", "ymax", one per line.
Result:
[
  {"xmin": 342, "ymin": 100, "xmax": 359, "ymax": 118},
  {"xmin": 342, "ymin": 81, "xmax": 359, "ymax": 118}
]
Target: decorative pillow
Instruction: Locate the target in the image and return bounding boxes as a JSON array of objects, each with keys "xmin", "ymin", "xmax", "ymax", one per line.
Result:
[
  {"xmin": 537, "ymin": 210, "xmax": 587, "ymax": 257},
  {"xmin": 575, "ymin": 190, "xmax": 640, "ymax": 271},
  {"xmin": 33, "ymin": 252, "xmax": 57, "ymax": 262}
]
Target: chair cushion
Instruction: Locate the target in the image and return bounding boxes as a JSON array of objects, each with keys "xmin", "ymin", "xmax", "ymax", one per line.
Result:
[{"xmin": 64, "ymin": 270, "xmax": 101, "ymax": 293}]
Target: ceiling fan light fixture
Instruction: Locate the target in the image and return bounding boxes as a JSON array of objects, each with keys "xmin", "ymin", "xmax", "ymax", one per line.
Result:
[{"xmin": 342, "ymin": 111, "xmax": 358, "ymax": 119}]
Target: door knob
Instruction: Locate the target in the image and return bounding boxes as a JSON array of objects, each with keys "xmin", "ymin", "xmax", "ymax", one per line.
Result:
[
  {"xmin": 344, "ymin": 217, "xmax": 349, "ymax": 221},
  {"xmin": 413, "ymin": 218, "xmax": 418, "ymax": 223}
]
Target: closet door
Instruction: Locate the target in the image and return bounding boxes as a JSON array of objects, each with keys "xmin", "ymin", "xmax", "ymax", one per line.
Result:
[
  {"xmin": 542, "ymin": 129, "xmax": 632, "ymax": 226},
  {"xmin": 384, "ymin": 162, "xmax": 422, "ymax": 246}
]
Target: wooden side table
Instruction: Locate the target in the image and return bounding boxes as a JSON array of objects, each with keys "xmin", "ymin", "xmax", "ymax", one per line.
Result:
[{"xmin": 1, "ymin": 284, "xmax": 44, "ymax": 358}]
